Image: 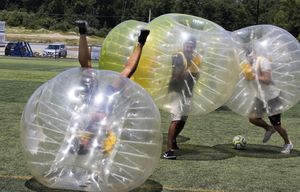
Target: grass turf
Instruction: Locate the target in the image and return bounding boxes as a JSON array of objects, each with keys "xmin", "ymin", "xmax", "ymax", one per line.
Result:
[{"xmin": 0, "ymin": 56, "xmax": 300, "ymax": 192}]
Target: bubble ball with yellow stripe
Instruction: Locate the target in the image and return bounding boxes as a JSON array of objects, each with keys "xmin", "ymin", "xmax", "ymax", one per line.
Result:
[
  {"xmin": 100, "ymin": 13, "xmax": 239, "ymax": 116},
  {"xmin": 99, "ymin": 20, "xmax": 146, "ymax": 78}
]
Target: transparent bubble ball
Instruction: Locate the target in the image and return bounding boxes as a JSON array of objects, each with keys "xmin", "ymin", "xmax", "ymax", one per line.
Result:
[
  {"xmin": 20, "ymin": 68, "xmax": 162, "ymax": 192},
  {"xmin": 98, "ymin": 14, "xmax": 239, "ymax": 116},
  {"xmin": 226, "ymin": 25, "xmax": 300, "ymax": 117},
  {"xmin": 99, "ymin": 20, "xmax": 146, "ymax": 72},
  {"xmin": 135, "ymin": 13, "xmax": 239, "ymax": 116}
]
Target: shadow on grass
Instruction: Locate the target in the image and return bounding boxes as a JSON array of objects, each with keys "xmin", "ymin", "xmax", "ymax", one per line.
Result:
[
  {"xmin": 161, "ymin": 144, "xmax": 235, "ymax": 161},
  {"xmin": 213, "ymin": 144, "xmax": 300, "ymax": 158},
  {"xmin": 131, "ymin": 179, "xmax": 163, "ymax": 192},
  {"xmin": 25, "ymin": 178, "xmax": 74, "ymax": 192},
  {"xmin": 25, "ymin": 177, "xmax": 163, "ymax": 192},
  {"xmin": 162, "ymin": 133, "xmax": 190, "ymax": 145}
]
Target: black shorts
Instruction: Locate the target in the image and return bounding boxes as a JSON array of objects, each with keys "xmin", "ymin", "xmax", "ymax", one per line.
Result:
[
  {"xmin": 249, "ymin": 96, "xmax": 282, "ymax": 118},
  {"xmin": 268, "ymin": 113, "xmax": 281, "ymax": 126}
]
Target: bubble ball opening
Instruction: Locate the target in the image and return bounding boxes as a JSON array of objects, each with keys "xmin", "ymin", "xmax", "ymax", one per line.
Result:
[
  {"xmin": 226, "ymin": 25, "xmax": 300, "ymax": 117},
  {"xmin": 21, "ymin": 68, "xmax": 162, "ymax": 192}
]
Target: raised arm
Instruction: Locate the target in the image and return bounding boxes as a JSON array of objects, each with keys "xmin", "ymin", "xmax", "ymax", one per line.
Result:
[
  {"xmin": 120, "ymin": 29, "xmax": 150, "ymax": 78},
  {"xmin": 76, "ymin": 20, "xmax": 92, "ymax": 68}
]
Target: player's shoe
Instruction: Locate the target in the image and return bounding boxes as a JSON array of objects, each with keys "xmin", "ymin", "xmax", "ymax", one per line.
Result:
[
  {"xmin": 163, "ymin": 150, "xmax": 176, "ymax": 160},
  {"xmin": 138, "ymin": 29, "xmax": 150, "ymax": 45},
  {"xmin": 75, "ymin": 20, "xmax": 88, "ymax": 35},
  {"xmin": 262, "ymin": 128, "xmax": 276, "ymax": 143},
  {"xmin": 281, "ymin": 142, "xmax": 293, "ymax": 154}
]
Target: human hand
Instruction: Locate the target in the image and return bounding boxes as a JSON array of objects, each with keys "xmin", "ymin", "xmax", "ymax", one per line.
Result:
[{"xmin": 240, "ymin": 62, "xmax": 255, "ymax": 80}]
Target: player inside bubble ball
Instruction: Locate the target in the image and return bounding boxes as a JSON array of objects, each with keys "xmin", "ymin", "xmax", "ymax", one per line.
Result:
[
  {"xmin": 69, "ymin": 69, "xmax": 119, "ymax": 155},
  {"xmin": 241, "ymin": 48, "xmax": 293, "ymax": 154},
  {"xmin": 72, "ymin": 20, "xmax": 150, "ymax": 155},
  {"xmin": 163, "ymin": 36, "xmax": 202, "ymax": 159}
]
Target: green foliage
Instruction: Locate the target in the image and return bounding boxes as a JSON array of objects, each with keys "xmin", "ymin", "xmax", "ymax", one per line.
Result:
[
  {"xmin": 36, "ymin": 17, "xmax": 56, "ymax": 29},
  {"xmin": 0, "ymin": 1, "xmax": 299, "ymax": 40},
  {"xmin": 49, "ymin": 20, "xmax": 72, "ymax": 32},
  {"xmin": 6, "ymin": 10, "xmax": 24, "ymax": 26}
]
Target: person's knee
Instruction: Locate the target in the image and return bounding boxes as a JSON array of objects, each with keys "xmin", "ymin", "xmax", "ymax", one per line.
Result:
[{"xmin": 273, "ymin": 125, "xmax": 281, "ymax": 131}]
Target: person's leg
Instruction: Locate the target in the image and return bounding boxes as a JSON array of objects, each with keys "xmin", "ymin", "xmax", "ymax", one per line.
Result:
[
  {"xmin": 174, "ymin": 118, "xmax": 186, "ymax": 138},
  {"xmin": 120, "ymin": 29, "xmax": 150, "ymax": 78},
  {"xmin": 268, "ymin": 114, "xmax": 293, "ymax": 154},
  {"xmin": 173, "ymin": 117, "xmax": 188, "ymax": 149},
  {"xmin": 166, "ymin": 121, "xmax": 177, "ymax": 150},
  {"xmin": 267, "ymin": 98, "xmax": 291, "ymax": 144},
  {"xmin": 274, "ymin": 125, "xmax": 290, "ymax": 144},
  {"xmin": 76, "ymin": 20, "xmax": 92, "ymax": 68},
  {"xmin": 163, "ymin": 114, "xmax": 187, "ymax": 159},
  {"xmin": 269, "ymin": 114, "xmax": 289, "ymax": 144},
  {"xmin": 248, "ymin": 117, "xmax": 273, "ymax": 131},
  {"xmin": 163, "ymin": 120, "xmax": 182, "ymax": 159},
  {"xmin": 248, "ymin": 98, "xmax": 276, "ymax": 143},
  {"xmin": 167, "ymin": 120, "xmax": 185, "ymax": 150},
  {"xmin": 248, "ymin": 117, "xmax": 276, "ymax": 143}
]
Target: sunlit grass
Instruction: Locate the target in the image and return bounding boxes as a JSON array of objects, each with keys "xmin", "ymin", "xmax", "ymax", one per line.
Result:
[{"xmin": 1, "ymin": 56, "xmax": 300, "ymax": 192}]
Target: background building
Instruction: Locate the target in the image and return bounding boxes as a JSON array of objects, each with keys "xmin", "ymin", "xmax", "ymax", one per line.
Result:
[{"xmin": 0, "ymin": 21, "xmax": 5, "ymax": 47}]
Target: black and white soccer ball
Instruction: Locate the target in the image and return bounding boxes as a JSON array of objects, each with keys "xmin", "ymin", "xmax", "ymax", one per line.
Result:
[{"xmin": 232, "ymin": 135, "xmax": 247, "ymax": 150}]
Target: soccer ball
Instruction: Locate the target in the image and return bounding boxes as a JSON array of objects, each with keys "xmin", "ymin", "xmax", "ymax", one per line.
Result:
[{"xmin": 232, "ymin": 135, "xmax": 247, "ymax": 150}]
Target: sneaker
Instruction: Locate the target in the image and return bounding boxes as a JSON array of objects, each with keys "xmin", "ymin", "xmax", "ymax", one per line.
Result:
[
  {"xmin": 281, "ymin": 142, "xmax": 293, "ymax": 154},
  {"xmin": 262, "ymin": 128, "xmax": 276, "ymax": 143},
  {"xmin": 75, "ymin": 20, "xmax": 88, "ymax": 35},
  {"xmin": 163, "ymin": 150, "xmax": 176, "ymax": 160},
  {"xmin": 138, "ymin": 29, "xmax": 150, "ymax": 45}
]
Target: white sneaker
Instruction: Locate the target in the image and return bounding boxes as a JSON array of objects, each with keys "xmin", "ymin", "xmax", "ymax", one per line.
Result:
[
  {"xmin": 262, "ymin": 128, "xmax": 276, "ymax": 143},
  {"xmin": 281, "ymin": 142, "xmax": 293, "ymax": 154}
]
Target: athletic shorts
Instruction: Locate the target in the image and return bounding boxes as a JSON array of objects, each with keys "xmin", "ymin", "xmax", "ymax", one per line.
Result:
[
  {"xmin": 168, "ymin": 92, "xmax": 190, "ymax": 121},
  {"xmin": 268, "ymin": 113, "xmax": 281, "ymax": 126},
  {"xmin": 249, "ymin": 96, "xmax": 282, "ymax": 118}
]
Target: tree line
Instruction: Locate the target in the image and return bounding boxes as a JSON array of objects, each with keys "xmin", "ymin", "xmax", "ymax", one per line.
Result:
[{"xmin": 0, "ymin": 0, "xmax": 299, "ymax": 40}]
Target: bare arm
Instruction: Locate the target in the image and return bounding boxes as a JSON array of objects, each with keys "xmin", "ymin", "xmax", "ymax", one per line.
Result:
[{"xmin": 120, "ymin": 29, "xmax": 150, "ymax": 78}]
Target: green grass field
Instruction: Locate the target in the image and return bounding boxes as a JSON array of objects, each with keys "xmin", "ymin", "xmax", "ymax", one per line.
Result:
[{"xmin": 1, "ymin": 56, "xmax": 300, "ymax": 192}]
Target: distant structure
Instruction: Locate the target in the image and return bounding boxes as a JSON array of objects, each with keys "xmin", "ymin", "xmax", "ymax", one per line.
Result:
[
  {"xmin": 91, "ymin": 46, "xmax": 101, "ymax": 60},
  {"xmin": 0, "ymin": 21, "xmax": 5, "ymax": 47}
]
